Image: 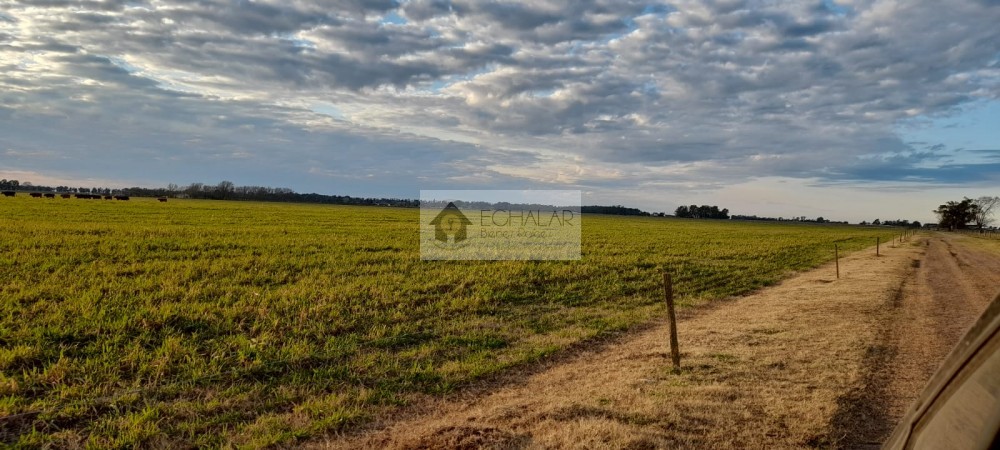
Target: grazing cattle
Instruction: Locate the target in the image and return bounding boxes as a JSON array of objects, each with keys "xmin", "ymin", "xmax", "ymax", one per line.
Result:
[
  {"xmin": 29, "ymin": 192, "xmax": 42, "ymax": 198},
  {"xmin": 74, "ymin": 194, "xmax": 85, "ymax": 199},
  {"xmin": 43, "ymin": 193, "xmax": 55, "ymax": 198},
  {"xmin": 60, "ymin": 193, "xmax": 71, "ymax": 199},
  {"xmin": 1, "ymin": 191, "xmax": 14, "ymax": 197},
  {"xmin": 114, "ymin": 195, "xmax": 130, "ymax": 201},
  {"xmin": 104, "ymin": 195, "xmax": 113, "ymax": 200},
  {"xmin": 157, "ymin": 197, "xmax": 168, "ymax": 202}
]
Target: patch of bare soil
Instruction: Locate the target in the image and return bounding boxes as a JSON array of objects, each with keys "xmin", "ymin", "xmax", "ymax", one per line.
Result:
[
  {"xmin": 399, "ymin": 425, "xmax": 528, "ymax": 450},
  {"xmin": 310, "ymin": 235, "xmax": 1000, "ymax": 449}
]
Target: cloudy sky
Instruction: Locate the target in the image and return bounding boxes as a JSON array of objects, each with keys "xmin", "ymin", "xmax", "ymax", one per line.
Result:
[{"xmin": 1, "ymin": 0, "xmax": 998, "ymax": 222}]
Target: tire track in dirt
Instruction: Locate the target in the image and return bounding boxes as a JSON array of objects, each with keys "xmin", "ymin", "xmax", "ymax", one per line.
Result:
[{"xmin": 830, "ymin": 234, "xmax": 1000, "ymax": 449}]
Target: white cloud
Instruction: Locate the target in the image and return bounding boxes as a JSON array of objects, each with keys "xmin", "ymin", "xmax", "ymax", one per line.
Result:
[{"xmin": 0, "ymin": 0, "xmax": 998, "ymax": 217}]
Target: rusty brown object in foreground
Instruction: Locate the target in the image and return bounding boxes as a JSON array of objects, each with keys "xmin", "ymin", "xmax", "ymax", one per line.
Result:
[{"xmin": 663, "ymin": 271, "xmax": 680, "ymax": 371}]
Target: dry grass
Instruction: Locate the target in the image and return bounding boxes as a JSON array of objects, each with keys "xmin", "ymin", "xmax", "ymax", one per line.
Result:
[
  {"xmin": 316, "ymin": 241, "xmax": 930, "ymax": 449},
  {"xmin": 953, "ymin": 232, "xmax": 1000, "ymax": 256}
]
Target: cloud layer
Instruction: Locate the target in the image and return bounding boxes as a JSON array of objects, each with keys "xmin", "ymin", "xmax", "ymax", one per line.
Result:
[{"xmin": 1, "ymin": 0, "xmax": 998, "ymax": 204}]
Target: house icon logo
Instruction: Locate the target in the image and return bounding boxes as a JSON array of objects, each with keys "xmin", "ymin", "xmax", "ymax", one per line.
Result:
[{"xmin": 429, "ymin": 202, "xmax": 472, "ymax": 247}]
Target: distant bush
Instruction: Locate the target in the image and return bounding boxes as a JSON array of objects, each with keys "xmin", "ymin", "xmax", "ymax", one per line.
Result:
[
  {"xmin": 675, "ymin": 204, "xmax": 729, "ymax": 219},
  {"xmin": 582, "ymin": 205, "xmax": 650, "ymax": 216}
]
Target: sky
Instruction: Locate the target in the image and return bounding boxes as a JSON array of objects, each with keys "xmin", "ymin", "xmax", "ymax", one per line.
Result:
[{"xmin": 1, "ymin": 0, "xmax": 998, "ymax": 223}]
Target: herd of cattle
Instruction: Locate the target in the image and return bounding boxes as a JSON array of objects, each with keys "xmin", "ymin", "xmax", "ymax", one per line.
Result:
[{"xmin": 1, "ymin": 191, "xmax": 169, "ymax": 202}]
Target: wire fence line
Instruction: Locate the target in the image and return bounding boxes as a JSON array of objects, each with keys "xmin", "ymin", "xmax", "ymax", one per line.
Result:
[{"xmin": 0, "ymin": 228, "xmax": 944, "ymax": 435}]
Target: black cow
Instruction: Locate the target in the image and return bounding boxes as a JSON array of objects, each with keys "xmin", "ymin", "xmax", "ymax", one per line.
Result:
[
  {"xmin": 43, "ymin": 193, "xmax": 55, "ymax": 198},
  {"xmin": 1, "ymin": 191, "xmax": 14, "ymax": 197},
  {"xmin": 60, "ymin": 193, "xmax": 71, "ymax": 199},
  {"xmin": 29, "ymin": 192, "xmax": 42, "ymax": 198},
  {"xmin": 114, "ymin": 195, "xmax": 130, "ymax": 201},
  {"xmin": 104, "ymin": 195, "xmax": 113, "ymax": 200},
  {"xmin": 157, "ymin": 197, "xmax": 168, "ymax": 202}
]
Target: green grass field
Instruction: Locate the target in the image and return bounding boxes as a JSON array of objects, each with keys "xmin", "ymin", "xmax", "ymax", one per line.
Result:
[{"xmin": 0, "ymin": 197, "xmax": 899, "ymax": 448}]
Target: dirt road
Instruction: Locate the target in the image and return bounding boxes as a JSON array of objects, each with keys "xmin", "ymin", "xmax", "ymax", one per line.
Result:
[
  {"xmin": 831, "ymin": 234, "xmax": 1000, "ymax": 448},
  {"xmin": 314, "ymin": 234, "xmax": 1000, "ymax": 449}
]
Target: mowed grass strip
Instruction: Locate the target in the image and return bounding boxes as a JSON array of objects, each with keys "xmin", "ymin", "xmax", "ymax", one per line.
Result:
[{"xmin": 0, "ymin": 197, "xmax": 897, "ymax": 448}]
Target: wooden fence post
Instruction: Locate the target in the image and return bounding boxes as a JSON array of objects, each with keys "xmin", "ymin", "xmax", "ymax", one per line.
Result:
[
  {"xmin": 877, "ymin": 237, "xmax": 880, "ymax": 256},
  {"xmin": 663, "ymin": 272, "xmax": 681, "ymax": 372},
  {"xmin": 835, "ymin": 244, "xmax": 840, "ymax": 279}
]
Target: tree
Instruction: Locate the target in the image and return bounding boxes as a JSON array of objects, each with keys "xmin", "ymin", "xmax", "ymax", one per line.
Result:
[
  {"xmin": 935, "ymin": 198, "xmax": 979, "ymax": 231},
  {"xmin": 675, "ymin": 204, "xmax": 729, "ymax": 219},
  {"xmin": 972, "ymin": 196, "xmax": 1000, "ymax": 230},
  {"xmin": 216, "ymin": 180, "xmax": 235, "ymax": 200},
  {"xmin": 186, "ymin": 183, "xmax": 204, "ymax": 195}
]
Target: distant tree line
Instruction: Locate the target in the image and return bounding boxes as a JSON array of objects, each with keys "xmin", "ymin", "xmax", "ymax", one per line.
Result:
[
  {"xmin": 0, "ymin": 179, "xmax": 419, "ymax": 207},
  {"xmin": 1, "ymin": 179, "xmax": 125, "ymax": 195},
  {"xmin": 424, "ymin": 200, "xmax": 580, "ymax": 212},
  {"xmin": 730, "ymin": 214, "xmax": 848, "ymax": 224},
  {"xmin": 858, "ymin": 219, "xmax": 922, "ymax": 228},
  {"xmin": 142, "ymin": 181, "xmax": 420, "ymax": 207},
  {"xmin": 581, "ymin": 205, "xmax": 650, "ymax": 216},
  {"xmin": 934, "ymin": 196, "xmax": 999, "ymax": 231},
  {"xmin": 674, "ymin": 205, "xmax": 729, "ymax": 219}
]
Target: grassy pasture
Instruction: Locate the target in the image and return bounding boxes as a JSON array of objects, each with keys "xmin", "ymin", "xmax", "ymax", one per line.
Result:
[{"xmin": 0, "ymin": 197, "xmax": 897, "ymax": 448}]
